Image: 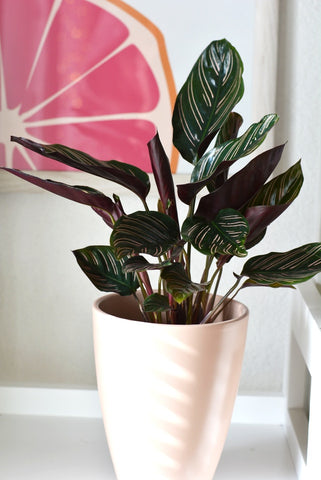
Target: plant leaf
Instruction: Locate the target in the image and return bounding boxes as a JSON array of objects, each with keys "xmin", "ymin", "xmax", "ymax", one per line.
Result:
[
  {"xmin": 212, "ymin": 112, "xmax": 243, "ymax": 189},
  {"xmin": 182, "ymin": 209, "xmax": 249, "ymax": 256},
  {"xmin": 10, "ymin": 137, "xmax": 150, "ymax": 200},
  {"xmin": 123, "ymin": 256, "xmax": 171, "ymax": 273},
  {"xmin": 92, "ymin": 193, "xmax": 125, "ymax": 227},
  {"xmin": 197, "ymin": 109, "xmax": 242, "ymax": 160},
  {"xmin": 143, "ymin": 294, "xmax": 171, "ymax": 312},
  {"xmin": 246, "ymin": 160, "xmax": 303, "ymax": 208},
  {"xmin": 195, "ymin": 144, "xmax": 285, "ymax": 221},
  {"xmin": 218, "ymin": 160, "xmax": 304, "ymax": 265},
  {"xmin": 215, "ymin": 112, "xmax": 243, "ymax": 146},
  {"xmin": 192, "ymin": 114, "xmax": 278, "ymax": 182},
  {"xmin": 245, "ymin": 205, "xmax": 288, "ymax": 247},
  {"xmin": 241, "ymin": 243, "xmax": 321, "ymax": 286},
  {"xmin": 172, "ymin": 39, "xmax": 244, "ymax": 163},
  {"xmin": 111, "ymin": 211, "xmax": 180, "ymax": 258},
  {"xmin": 244, "ymin": 160, "xmax": 304, "ymax": 246},
  {"xmin": 73, "ymin": 246, "xmax": 139, "ymax": 295},
  {"xmin": 241, "ymin": 279, "xmax": 295, "ymax": 289},
  {"xmin": 161, "ymin": 263, "xmax": 204, "ymax": 303},
  {"xmin": 177, "ymin": 114, "xmax": 278, "ymax": 204},
  {"xmin": 1, "ymin": 167, "xmax": 119, "ymax": 226},
  {"xmin": 148, "ymin": 132, "xmax": 179, "ymax": 223},
  {"xmin": 177, "ymin": 160, "xmax": 233, "ymax": 205}
]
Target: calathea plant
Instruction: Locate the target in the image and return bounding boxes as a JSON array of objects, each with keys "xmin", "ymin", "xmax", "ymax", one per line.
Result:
[{"xmin": 3, "ymin": 39, "xmax": 321, "ymax": 324}]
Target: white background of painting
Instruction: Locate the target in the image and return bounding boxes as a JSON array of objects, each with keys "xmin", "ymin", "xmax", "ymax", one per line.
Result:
[{"xmin": 128, "ymin": 0, "xmax": 256, "ymax": 173}]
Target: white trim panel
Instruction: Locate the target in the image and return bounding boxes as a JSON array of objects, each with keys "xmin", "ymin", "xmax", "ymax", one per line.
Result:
[{"xmin": 0, "ymin": 386, "xmax": 285, "ymax": 424}]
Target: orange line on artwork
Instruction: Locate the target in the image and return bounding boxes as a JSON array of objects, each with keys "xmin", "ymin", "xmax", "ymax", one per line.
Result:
[{"xmin": 106, "ymin": 0, "xmax": 179, "ymax": 172}]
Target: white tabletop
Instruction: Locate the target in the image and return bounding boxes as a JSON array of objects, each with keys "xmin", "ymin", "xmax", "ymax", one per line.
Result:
[{"xmin": 0, "ymin": 414, "xmax": 297, "ymax": 479}]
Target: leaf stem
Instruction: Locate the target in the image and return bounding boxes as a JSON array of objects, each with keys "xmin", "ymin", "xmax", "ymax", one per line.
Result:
[
  {"xmin": 142, "ymin": 198, "xmax": 150, "ymax": 211},
  {"xmin": 205, "ymin": 267, "xmax": 222, "ymax": 314},
  {"xmin": 201, "ymin": 275, "xmax": 243, "ymax": 324},
  {"xmin": 208, "ymin": 284, "xmax": 243, "ymax": 323},
  {"xmin": 185, "ymin": 198, "xmax": 196, "ymax": 277},
  {"xmin": 191, "ymin": 255, "xmax": 215, "ymax": 322},
  {"xmin": 202, "ymin": 255, "xmax": 215, "ymax": 283},
  {"xmin": 133, "ymin": 290, "xmax": 150, "ymax": 323},
  {"xmin": 138, "ymin": 271, "xmax": 153, "ymax": 296},
  {"xmin": 136, "ymin": 273, "xmax": 156, "ymax": 322}
]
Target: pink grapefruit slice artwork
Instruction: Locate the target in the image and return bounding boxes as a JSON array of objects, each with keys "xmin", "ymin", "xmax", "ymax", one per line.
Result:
[{"xmin": 0, "ymin": 0, "xmax": 178, "ymax": 172}]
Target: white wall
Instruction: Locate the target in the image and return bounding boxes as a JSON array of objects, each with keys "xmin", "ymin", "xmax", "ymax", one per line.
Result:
[
  {"xmin": 126, "ymin": 0, "xmax": 255, "ymax": 138},
  {"xmin": 238, "ymin": 0, "xmax": 321, "ymax": 393},
  {"xmin": 1, "ymin": 0, "xmax": 320, "ymax": 394}
]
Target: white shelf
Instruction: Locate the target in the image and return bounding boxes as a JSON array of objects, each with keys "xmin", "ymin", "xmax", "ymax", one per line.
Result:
[
  {"xmin": 0, "ymin": 414, "xmax": 296, "ymax": 479},
  {"xmin": 285, "ymin": 282, "xmax": 321, "ymax": 479}
]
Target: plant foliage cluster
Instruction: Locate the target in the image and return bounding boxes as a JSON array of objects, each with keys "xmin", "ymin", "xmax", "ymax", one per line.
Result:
[{"xmin": 4, "ymin": 39, "xmax": 321, "ymax": 324}]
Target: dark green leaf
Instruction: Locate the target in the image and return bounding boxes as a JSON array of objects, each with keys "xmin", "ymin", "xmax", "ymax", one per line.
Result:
[
  {"xmin": 212, "ymin": 112, "xmax": 243, "ymax": 189},
  {"xmin": 143, "ymin": 294, "xmax": 171, "ymax": 312},
  {"xmin": 242, "ymin": 279, "xmax": 295, "ymax": 289},
  {"xmin": 161, "ymin": 263, "xmax": 204, "ymax": 303},
  {"xmin": 246, "ymin": 160, "xmax": 303, "ymax": 208},
  {"xmin": 192, "ymin": 114, "xmax": 278, "ymax": 182},
  {"xmin": 215, "ymin": 112, "xmax": 243, "ymax": 146},
  {"xmin": 111, "ymin": 211, "xmax": 180, "ymax": 258},
  {"xmin": 182, "ymin": 209, "xmax": 249, "ymax": 256},
  {"xmin": 217, "ymin": 161, "xmax": 302, "ymax": 263},
  {"xmin": 123, "ymin": 256, "xmax": 171, "ymax": 273},
  {"xmin": 148, "ymin": 132, "xmax": 178, "ymax": 223},
  {"xmin": 177, "ymin": 114, "xmax": 278, "ymax": 205},
  {"xmin": 10, "ymin": 137, "xmax": 150, "ymax": 200},
  {"xmin": 177, "ymin": 160, "xmax": 233, "ymax": 205},
  {"xmin": 196, "ymin": 144, "xmax": 285, "ymax": 220},
  {"xmin": 241, "ymin": 243, "xmax": 321, "ymax": 286},
  {"xmin": 73, "ymin": 246, "xmax": 139, "ymax": 295},
  {"xmin": 172, "ymin": 39, "xmax": 244, "ymax": 163},
  {"xmin": 170, "ymin": 240, "xmax": 186, "ymax": 260}
]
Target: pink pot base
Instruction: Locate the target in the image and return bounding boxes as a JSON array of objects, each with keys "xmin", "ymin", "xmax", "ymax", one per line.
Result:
[{"xmin": 93, "ymin": 293, "xmax": 249, "ymax": 480}]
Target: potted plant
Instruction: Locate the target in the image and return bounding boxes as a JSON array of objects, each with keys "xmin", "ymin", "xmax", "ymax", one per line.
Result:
[{"xmin": 2, "ymin": 39, "xmax": 321, "ymax": 479}]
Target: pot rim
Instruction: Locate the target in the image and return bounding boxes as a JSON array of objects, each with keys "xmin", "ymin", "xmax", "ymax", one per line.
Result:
[{"xmin": 93, "ymin": 293, "xmax": 249, "ymax": 327}]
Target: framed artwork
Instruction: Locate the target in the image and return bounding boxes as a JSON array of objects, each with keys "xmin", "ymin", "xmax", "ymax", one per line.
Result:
[{"xmin": 0, "ymin": 0, "xmax": 178, "ymax": 173}]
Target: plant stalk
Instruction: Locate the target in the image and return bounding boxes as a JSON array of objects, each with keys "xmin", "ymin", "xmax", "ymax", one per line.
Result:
[
  {"xmin": 201, "ymin": 276, "xmax": 243, "ymax": 324},
  {"xmin": 205, "ymin": 267, "xmax": 223, "ymax": 314}
]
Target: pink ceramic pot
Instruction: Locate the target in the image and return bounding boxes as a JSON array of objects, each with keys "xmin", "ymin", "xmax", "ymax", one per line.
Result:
[{"xmin": 93, "ymin": 293, "xmax": 248, "ymax": 480}]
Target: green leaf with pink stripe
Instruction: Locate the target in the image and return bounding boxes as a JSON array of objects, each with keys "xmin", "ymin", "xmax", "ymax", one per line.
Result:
[
  {"xmin": 161, "ymin": 263, "xmax": 205, "ymax": 303},
  {"xmin": 111, "ymin": 211, "xmax": 180, "ymax": 259},
  {"xmin": 182, "ymin": 209, "xmax": 249, "ymax": 256},
  {"xmin": 172, "ymin": 39, "xmax": 244, "ymax": 163},
  {"xmin": 73, "ymin": 246, "xmax": 139, "ymax": 295},
  {"xmin": 177, "ymin": 114, "xmax": 278, "ymax": 204},
  {"xmin": 191, "ymin": 114, "xmax": 278, "ymax": 182},
  {"xmin": 241, "ymin": 243, "xmax": 321, "ymax": 286},
  {"xmin": 143, "ymin": 294, "xmax": 171, "ymax": 312}
]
